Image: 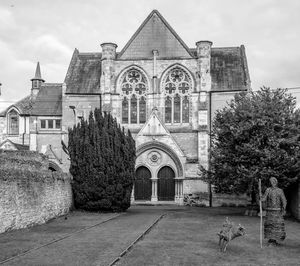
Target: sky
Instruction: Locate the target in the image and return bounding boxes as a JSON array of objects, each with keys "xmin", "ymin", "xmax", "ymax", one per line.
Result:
[{"xmin": 0, "ymin": 0, "xmax": 300, "ymax": 110}]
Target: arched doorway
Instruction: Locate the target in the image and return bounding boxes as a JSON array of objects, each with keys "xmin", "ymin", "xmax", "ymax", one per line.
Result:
[
  {"xmin": 135, "ymin": 166, "xmax": 152, "ymax": 200},
  {"xmin": 158, "ymin": 166, "xmax": 175, "ymax": 201}
]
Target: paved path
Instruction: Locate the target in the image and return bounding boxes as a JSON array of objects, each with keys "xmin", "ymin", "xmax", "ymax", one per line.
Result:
[{"xmin": 0, "ymin": 206, "xmax": 185, "ymax": 266}]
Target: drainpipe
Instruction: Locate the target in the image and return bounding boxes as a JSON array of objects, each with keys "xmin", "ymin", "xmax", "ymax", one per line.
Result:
[{"xmin": 22, "ymin": 116, "xmax": 26, "ymax": 145}]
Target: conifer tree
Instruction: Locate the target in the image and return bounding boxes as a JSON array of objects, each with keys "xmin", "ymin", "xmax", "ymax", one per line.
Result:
[
  {"xmin": 201, "ymin": 87, "xmax": 300, "ymax": 202},
  {"xmin": 68, "ymin": 109, "xmax": 136, "ymax": 211}
]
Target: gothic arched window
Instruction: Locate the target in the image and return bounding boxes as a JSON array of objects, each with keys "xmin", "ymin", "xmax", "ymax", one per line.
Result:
[
  {"xmin": 8, "ymin": 109, "xmax": 19, "ymax": 135},
  {"xmin": 120, "ymin": 68, "xmax": 148, "ymax": 124},
  {"xmin": 162, "ymin": 66, "xmax": 192, "ymax": 124}
]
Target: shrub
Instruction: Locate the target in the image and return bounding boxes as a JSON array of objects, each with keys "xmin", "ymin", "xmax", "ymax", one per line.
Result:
[{"xmin": 68, "ymin": 109, "xmax": 136, "ymax": 212}]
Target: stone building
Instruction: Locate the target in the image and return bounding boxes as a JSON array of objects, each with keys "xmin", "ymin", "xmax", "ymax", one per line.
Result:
[{"xmin": 0, "ymin": 10, "xmax": 251, "ymax": 204}]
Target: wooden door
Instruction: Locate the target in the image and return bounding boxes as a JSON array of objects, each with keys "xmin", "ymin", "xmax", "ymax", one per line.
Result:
[
  {"xmin": 135, "ymin": 166, "xmax": 152, "ymax": 200},
  {"xmin": 158, "ymin": 166, "xmax": 175, "ymax": 201}
]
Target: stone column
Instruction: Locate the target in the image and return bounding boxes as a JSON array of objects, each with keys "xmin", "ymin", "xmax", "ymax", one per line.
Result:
[
  {"xmin": 151, "ymin": 178, "xmax": 158, "ymax": 202},
  {"xmin": 175, "ymin": 178, "xmax": 184, "ymax": 205},
  {"xmin": 131, "ymin": 184, "xmax": 135, "ymax": 203}
]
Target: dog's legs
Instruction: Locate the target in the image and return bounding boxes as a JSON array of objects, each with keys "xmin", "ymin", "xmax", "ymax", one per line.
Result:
[{"xmin": 223, "ymin": 241, "xmax": 229, "ymax": 252}]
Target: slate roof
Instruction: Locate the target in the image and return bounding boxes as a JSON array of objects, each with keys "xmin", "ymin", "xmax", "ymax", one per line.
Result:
[
  {"xmin": 30, "ymin": 83, "xmax": 62, "ymax": 116},
  {"xmin": 0, "ymin": 95, "xmax": 34, "ymax": 117},
  {"xmin": 118, "ymin": 10, "xmax": 193, "ymax": 59},
  {"xmin": 64, "ymin": 49, "xmax": 102, "ymax": 94},
  {"xmin": 210, "ymin": 46, "xmax": 250, "ymax": 91},
  {"xmin": 64, "ymin": 10, "xmax": 250, "ymax": 94}
]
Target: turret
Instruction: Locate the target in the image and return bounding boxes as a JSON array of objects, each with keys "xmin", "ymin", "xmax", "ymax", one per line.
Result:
[
  {"xmin": 31, "ymin": 62, "xmax": 45, "ymax": 97},
  {"xmin": 100, "ymin": 43, "xmax": 117, "ymax": 112},
  {"xmin": 196, "ymin": 41, "xmax": 212, "ymax": 92}
]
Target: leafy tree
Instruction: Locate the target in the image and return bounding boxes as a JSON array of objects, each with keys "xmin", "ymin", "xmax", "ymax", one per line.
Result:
[
  {"xmin": 68, "ymin": 109, "xmax": 136, "ymax": 211},
  {"xmin": 201, "ymin": 87, "xmax": 300, "ymax": 202}
]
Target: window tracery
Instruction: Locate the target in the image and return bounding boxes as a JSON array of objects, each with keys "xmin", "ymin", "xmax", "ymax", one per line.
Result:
[
  {"xmin": 121, "ymin": 68, "xmax": 148, "ymax": 124},
  {"xmin": 162, "ymin": 66, "xmax": 192, "ymax": 124}
]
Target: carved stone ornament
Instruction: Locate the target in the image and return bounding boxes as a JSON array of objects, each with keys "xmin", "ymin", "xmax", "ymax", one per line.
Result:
[{"xmin": 147, "ymin": 151, "xmax": 162, "ymax": 165}]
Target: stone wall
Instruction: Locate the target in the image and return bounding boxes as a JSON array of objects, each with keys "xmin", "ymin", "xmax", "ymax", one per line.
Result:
[{"xmin": 0, "ymin": 150, "xmax": 73, "ymax": 233}]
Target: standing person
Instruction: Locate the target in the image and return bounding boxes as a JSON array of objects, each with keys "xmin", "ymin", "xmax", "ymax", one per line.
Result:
[{"xmin": 261, "ymin": 177, "xmax": 287, "ymax": 246}]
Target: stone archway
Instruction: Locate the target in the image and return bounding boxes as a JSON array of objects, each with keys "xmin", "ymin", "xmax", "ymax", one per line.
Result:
[{"xmin": 134, "ymin": 141, "xmax": 184, "ymax": 204}]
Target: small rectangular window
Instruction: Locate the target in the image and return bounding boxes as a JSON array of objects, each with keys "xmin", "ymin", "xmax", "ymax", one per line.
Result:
[
  {"xmin": 41, "ymin": 120, "xmax": 46, "ymax": 129},
  {"xmin": 48, "ymin": 120, "xmax": 53, "ymax": 128},
  {"xmin": 55, "ymin": 119, "xmax": 61, "ymax": 129}
]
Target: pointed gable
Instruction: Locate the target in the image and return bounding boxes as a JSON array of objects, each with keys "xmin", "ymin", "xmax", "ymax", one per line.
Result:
[
  {"xmin": 137, "ymin": 108, "xmax": 169, "ymax": 136},
  {"xmin": 118, "ymin": 10, "xmax": 193, "ymax": 59}
]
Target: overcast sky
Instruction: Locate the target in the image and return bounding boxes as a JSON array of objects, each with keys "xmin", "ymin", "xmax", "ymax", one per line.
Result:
[{"xmin": 0, "ymin": 0, "xmax": 300, "ymax": 110}]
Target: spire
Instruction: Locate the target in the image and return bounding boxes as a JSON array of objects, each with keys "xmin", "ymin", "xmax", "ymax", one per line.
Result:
[
  {"xmin": 31, "ymin": 62, "xmax": 45, "ymax": 97},
  {"xmin": 31, "ymin": 62, "xmax": 45, "ymax": 82}
]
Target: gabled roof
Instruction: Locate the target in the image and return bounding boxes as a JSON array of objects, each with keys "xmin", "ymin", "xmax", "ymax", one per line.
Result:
[
  {"xmin": 0, "ymin": 95, "xmax": 34, "ymax": 117},
  {"xmin": 64, "ymin": 49, "xmax": 102, "ymax": 94},
  {"xmin": 118, "ymin": 10, "xmax": 193, "ymax": 59},
  {"xmin": 30, "ymin": 83, "xmax": 62, "ymax": 116},
  {"xmin": 0, "ymin": 139, "xmax": 29, "ymax": 151}
]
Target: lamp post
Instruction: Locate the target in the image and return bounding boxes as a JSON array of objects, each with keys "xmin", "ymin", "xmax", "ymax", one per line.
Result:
[{"xmin": 0, "ymin": 83, "xmax": 2, "ymax": 96}]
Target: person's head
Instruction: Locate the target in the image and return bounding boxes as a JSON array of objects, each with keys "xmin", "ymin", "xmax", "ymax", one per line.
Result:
[{"xmin": 270, "ymin": 177, "xmax": 278, "ymax": 188}]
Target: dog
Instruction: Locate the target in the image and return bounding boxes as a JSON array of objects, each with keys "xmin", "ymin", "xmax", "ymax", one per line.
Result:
[{"xmin": 217, "ymin": 217, "xmax": 246, "ymax": 252}]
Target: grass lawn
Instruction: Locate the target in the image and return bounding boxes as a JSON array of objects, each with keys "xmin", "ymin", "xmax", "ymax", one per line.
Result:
[{"xmin": 118, "ymin": 207, "xmax": 300, "ymax": 266}]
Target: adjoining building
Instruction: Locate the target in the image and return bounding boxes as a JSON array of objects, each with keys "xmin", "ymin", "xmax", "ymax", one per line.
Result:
[{"xmin": 0, "ymin": 10, "xmax": 251, "ymax": 205}]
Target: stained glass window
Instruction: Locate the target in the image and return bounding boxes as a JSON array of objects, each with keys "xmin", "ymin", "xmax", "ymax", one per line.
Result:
[
  {"xmin": 139, "ymin": 96, "xmax": 146, "ymax": 124},
  {"xmin": 120, "ymin": 68, "xmax": 148, "ymax": 124},
  {"xmin": 162, "ymin": 66, "xmax": 192, "ymax": 124},
  {"xmin": 165, "ymin": 96, "xmax": 172, "ymax": 123},
  {"xmin": 122, "ymin": 98, "xmax": 129, "ymax": 124},
  {"xmin": 174, "ymin": 94, "xmax": 181, "ymax": 123},
  {"xmin": 131, "ymin": 95, "xmax": 137, "ymax": 124},
  {"xmin": 182, "ymin": 96, "xmax": 189, "ymax": 123}
]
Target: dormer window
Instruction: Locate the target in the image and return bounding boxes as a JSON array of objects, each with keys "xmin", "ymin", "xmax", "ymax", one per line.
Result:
[{"xmin": 8, "ymin": 109, "xmax": 19, "ymax": 135}]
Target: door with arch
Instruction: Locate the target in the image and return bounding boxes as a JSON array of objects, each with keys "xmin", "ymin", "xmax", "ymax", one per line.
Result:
[
  {"xmin": 135, "ymin": 166, "xmax": 152, "ymax": 200},
  {"xmin": 158, "ymin": 166, "xmax": 175, "ymax": 201}
]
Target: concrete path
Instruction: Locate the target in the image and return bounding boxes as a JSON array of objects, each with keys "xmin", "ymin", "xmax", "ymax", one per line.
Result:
[{"xmin": 0, "ymin": 206, "xmax": 185, "ymax": 266}]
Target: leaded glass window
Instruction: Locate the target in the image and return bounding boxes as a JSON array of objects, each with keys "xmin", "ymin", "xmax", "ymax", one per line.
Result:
[
  {"xmin": 162, "ymin": 66, "xmax": 192, "ymax": 124},
  {"xmin": 120, "ymin": 68, "xmax": 148, "ymax": 124}
]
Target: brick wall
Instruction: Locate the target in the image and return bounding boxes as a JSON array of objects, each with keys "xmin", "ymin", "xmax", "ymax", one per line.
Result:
[{"xmin": 0, "ymin": 150, "xmax": 73, "ymax": 233}]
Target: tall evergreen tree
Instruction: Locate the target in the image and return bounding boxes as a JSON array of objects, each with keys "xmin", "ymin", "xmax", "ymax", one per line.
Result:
[
  {"xmin": 68, "ymin": 109, "xmax": 136, "ymax": 211},
  {"xmin": 201, "ymin": 87, "xmax": 300, "ymax": 202}
]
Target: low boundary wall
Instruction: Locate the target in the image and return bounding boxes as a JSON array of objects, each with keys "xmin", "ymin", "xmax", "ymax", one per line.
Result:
[{"xmin": 0, "ymin": 150, "xmax": 72, "ymax": 233}]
